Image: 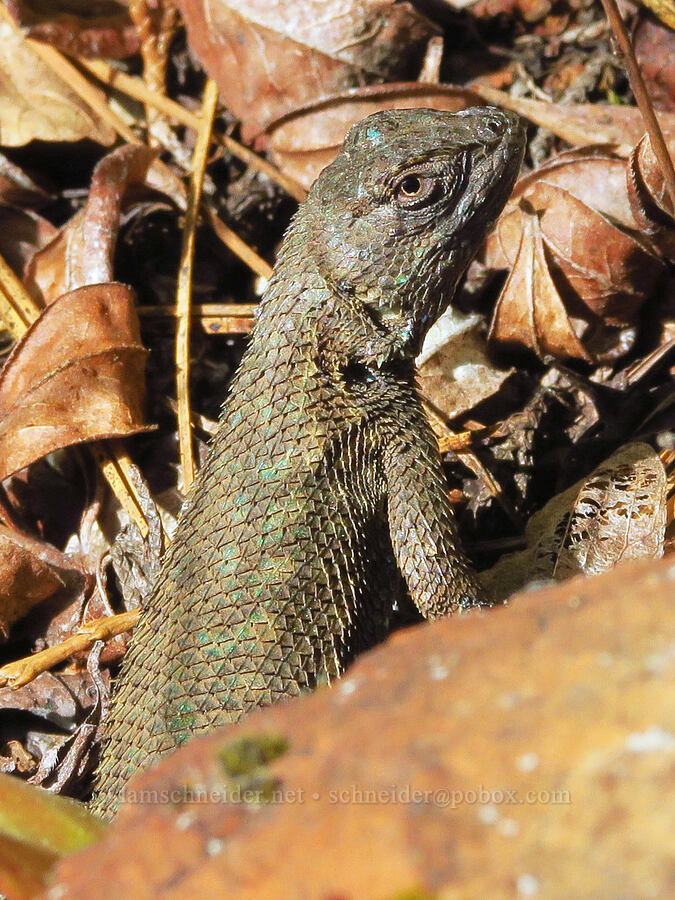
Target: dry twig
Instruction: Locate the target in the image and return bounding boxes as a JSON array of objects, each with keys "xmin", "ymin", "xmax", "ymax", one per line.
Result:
[
  {"xmin": 0, "ymin": 611, "xmax": 141, "ymax": 690},
  {"xmin": 176, "ymin": 79, "xmax": 220, "ymax": 491},
  {"xmin": 599, "ymin": 0, "xmax": 675, "ymax": 209}
]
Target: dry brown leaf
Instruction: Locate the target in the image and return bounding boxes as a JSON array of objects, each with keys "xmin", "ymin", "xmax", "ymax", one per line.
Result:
[
  {"xmin": 634, "ymin": 10, "xmax": 675, "ymax": 111},
  {"xmin": 535, "ymin": 449, "xmax": 666, "ymax": 580},
  {"xmin": 9, "ymin": 0, "xmax": 141, "ymax": 59},
  {"xmin": 489, "ymin": 210, "xmax": 590, "ymax": 361},
  {"xmin": 177, "ymin": 0, "xmax": 439, "ymax": 141},
  {"xmin": 483, "ymin": 443, "xmax": 666, "ymax": 600},
  {"xmin": 0, "ymin": 23, "xmax": 116, "ymax": 147},
  {"xmin": 527, "ymin": 180, "xmax": 661, "ymax": 321},
  {"xmin": 627, "ymin": 134, "xmax": 675, "ymax": 262},
  {"xmin": 0, "ymin": 525, "xmax": 64, "ymax": 637},
  {"xmin": 515, "ymin": 145, "xmax": 636, "ymax": 227},
  {"xmin": 25, "ymin": 144, "xmax": 155, "ymax": 306},
  {"xmin": 486, "ymin": 146, "xmax": 666, "ymax": 361},
  {"xmin": 0, "ymin": 669, "xmax": 100, "ymax": 727},
  {"xmin": 0, "ymin": 283, "xmax": 148, "ymax": 482},
  {"xmin": 266, "ymin": 83, "xmax": 482, "ymax": 188},
  {"xmin": 417, "ymin": 307, "xmax": 513, "ymax": 419},
  {"xmin": 472, "ymin": 84, "xmax": 675, "ymax": 149}
]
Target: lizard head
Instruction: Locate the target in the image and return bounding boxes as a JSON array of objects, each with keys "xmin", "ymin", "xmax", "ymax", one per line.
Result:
[{"xmin": 305, "ymin": 106, "xmax": 525, "ymax": 364}]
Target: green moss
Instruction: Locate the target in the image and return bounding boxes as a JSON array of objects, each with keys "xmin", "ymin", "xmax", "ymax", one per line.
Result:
[
  {"xmin": 218, "ymin": 733, "xmax": 290, "ymax": 806},
  {"xmin": 219, "ymin": 733, "xmax": 289, "ymax": 778}
]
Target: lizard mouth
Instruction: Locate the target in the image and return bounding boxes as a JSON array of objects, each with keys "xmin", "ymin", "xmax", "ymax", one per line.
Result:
[
  {"xmin": 375, "ymin": 300, "xmax": 403, "ymax": 324},
  {"xmin": 360, "ymin": 296, "xmax": 415, "ymax": 357},
  {"xmin": 368, "ymin": 298, "xmax": 413, "ymax": 338}
]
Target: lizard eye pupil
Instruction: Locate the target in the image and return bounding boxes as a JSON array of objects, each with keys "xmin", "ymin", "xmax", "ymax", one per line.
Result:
[
  {"xmin": 400, "ymin": 175, "xmax": 422, "ymax": 196},
  {"xmin": 394, "ymin": 173, "xmax": 440, "ymax": 208}
]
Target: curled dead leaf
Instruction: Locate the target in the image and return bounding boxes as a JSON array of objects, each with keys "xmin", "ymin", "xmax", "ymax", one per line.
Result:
[
  {"xmin": 266, "ymin": 82, "xmax": 482, "ymax": 188},
  {"xmin": 486, "ymin": 146, "xmax": 666, "ymax": 361},
  {"xmin": 25, "ymin": 144, "xmax": 155, "ymax": 306},
  {"xmin": 627, "ymin": 134, "xmax": 675, "ymax": 262},
  {"xmin": 0, "ymin": 283, "xmax": 149, "ymax": 482},
  {"xmin": 489, "ymin": 210, "xmax": 590, "ymax": 361}
]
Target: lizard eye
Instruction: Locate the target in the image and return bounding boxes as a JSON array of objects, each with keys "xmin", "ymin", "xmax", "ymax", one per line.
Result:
[
  {"xmin": 393, "ymin": 173, "xmax": 439, "ymax": 208},
  {"xmin": 399, "ymin": 175, "xmax": 423, "ymax": 196}
]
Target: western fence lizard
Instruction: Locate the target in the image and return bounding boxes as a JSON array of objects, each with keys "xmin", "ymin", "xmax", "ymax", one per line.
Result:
[{"xmin": 94, "ymin": 107, "xmax": 525, "ymax": 816}]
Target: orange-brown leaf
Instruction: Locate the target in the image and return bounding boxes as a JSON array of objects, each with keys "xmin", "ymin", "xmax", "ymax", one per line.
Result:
[
  {"xmin": 0, "ymin": 525, "xmax": 64, "ymax": 637},
  {"xmin": 627, "ymin": 134, "xmax": 675, "ymax": 261},
  {"xmin": 489, "ymin": 211, "xmax": 590, "ymax": 360},
  {"xmin": 0, "ymin": 283, "xmax": 148, "ymax": 481},
  {"xmin": 528, "ymin": 180, "xmax": 663, "ymax": 322},
  {"xmin": 486, "ymin": 146, "xmax": 666, "ymax": 360}
]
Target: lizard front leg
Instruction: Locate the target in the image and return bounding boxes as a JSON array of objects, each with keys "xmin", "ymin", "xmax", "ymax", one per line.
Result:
[{"xmin": 382, "ymin": 409, "xmax": 487, "ymax": 618}]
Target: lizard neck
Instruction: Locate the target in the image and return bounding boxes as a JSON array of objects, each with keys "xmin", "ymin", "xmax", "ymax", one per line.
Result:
[{"xmin": 255, "ymin": 215, "xmax": 417, "ymax": 375}]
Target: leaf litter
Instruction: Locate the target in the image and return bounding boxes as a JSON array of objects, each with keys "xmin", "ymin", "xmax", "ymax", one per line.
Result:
[{"xmin": 0, "ymin": 3, "xmax": 672, "ymax": 885}]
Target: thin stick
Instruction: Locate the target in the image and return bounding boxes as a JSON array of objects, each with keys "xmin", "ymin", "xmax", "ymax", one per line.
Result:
[
  {"xmin": 138, "ymin": 302, "xmax": 256, "ymax": 335},
  {"xmin": 205, "ymin": 208, "xmax": 273, "ymax": 280},
  {"xmin": 599, "ymin": 0, "xmax": 675, "ymax": 210},
  {"xmin": 89, "ymin": 444, "xmax": 150, "ymax": 539},
  {"xmin": 0, "ymin": 251, "xmax": 40, "ymax": 337},
  {"xmin": 138, "ymin": 302, "xmax": 257, "ymax": 318},
  {"xmin": 78, "ymin": 57, "xmax": 307, "ymax": 202},
  {"xmin": 127, "ymin": 0, "xmax": 178, "ymax": 149},
  {"xmin": 0, "ymin": 611, "xmax": 141, "ymax": 689},
  {"xmin": 176, "ymin": 79, "xmax": 220, "ymax": 492}
]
